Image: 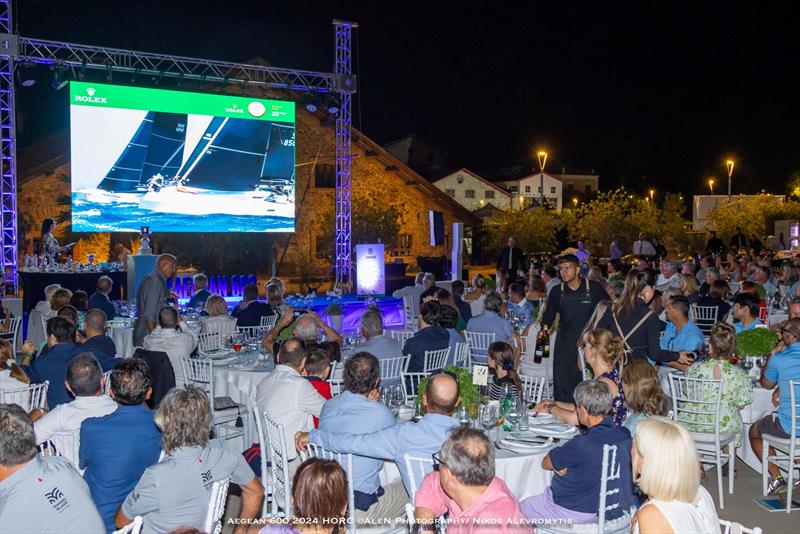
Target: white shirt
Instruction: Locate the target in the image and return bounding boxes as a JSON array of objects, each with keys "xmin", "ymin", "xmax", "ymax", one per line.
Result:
[
  {"xmin": 633, "ymin": 486, "xmax": 720, "ymax": 534},
  {"xmin": 0, "ymin": 369, "xmax": 28, "ymax": 392},
  {"xmin": 255, "ymin": 364, "xmax": 326, "ymax": 461},
  {"xmin": 200, "ymin": 315, "xmax": 237, "ymax": 335},
  {"xmin": 633, "ymin": 240, "xmax": 656, "ymax": 256},
  {"xmin": 33, "ymin": 395, "xmax": 118, "ymax": 465},
  {"xmin": 143, "ymin": 322, "xmax": 198, "ymax": 387},
  {"xmin": 656, "ymin": 272, "xmax": 681, "ymax": 291}
]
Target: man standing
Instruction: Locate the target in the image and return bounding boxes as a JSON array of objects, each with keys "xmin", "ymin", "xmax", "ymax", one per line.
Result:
[
  {"xmin": 609, "ymin": 235, "xmax": 623, "ymax": 260},
  {"xmin": 632, "ymin": 232, "xmax": 656, "ymax": 257},
  {"xmin": 135, "ymin": 254, "xmax": 177, "ymax": 346},
  {"xmin": 730, "ymin": 226, "xmax": 748, "ymax": 252},
  {"xmin": 496, "ymin": 236, "xmax": 525, "ymax": 285},
  {"xmin": 88, "ymin": 275, "xmax": 118, "ymax": 320},
  {"xmin": 706, "ymin": 230, "xmax": 725, "ymax": 255},
  {"xmin": 540, "ymin": 254, "xmax": 608, "ymax": 402}
]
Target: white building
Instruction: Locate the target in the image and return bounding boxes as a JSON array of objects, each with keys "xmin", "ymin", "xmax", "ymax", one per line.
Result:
[
  {"xmin": 433, "ymin": 168, "xmax": 512, "ymax": 212},
  {"xmin": 498, "ymin": 172, "xmax": 563, "ymax": 211}
]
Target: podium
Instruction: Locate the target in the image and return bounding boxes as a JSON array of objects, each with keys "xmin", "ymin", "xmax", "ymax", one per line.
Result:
[{"xmin": 127, "ymin": 255, "xmax": 158, "ymax": 303}]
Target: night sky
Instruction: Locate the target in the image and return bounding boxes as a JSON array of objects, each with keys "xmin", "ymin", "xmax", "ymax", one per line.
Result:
[{"xmin": 16, "ymin": 0, "xmax": 800, "ymax": 196}]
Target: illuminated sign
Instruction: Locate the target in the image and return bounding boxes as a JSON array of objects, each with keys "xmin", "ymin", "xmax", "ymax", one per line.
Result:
[{"xmin": 356, "ymin": 244, "xmax": 385, "ymax": 295}]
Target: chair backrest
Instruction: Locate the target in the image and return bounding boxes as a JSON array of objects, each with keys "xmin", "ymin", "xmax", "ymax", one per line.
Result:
[
  {"xmin": 519, "ymin": 374, "xmax": 546, "ymax": 406},
  {"xmin": 326, "ymin": 361, "xmax": 343, "ymax": 396},
  {"xmin": 403, "ymin": 453, "xmax": 435, "ymax": 495},
  {"xmin": 237, "ymin": 325, "xmax": 268, "ymax": 340},
  {"xmin": 401, "ymin": 356, "xmax": 426, "ymax": 400},
  {"xmin": 423, "ymin": 348, "xmax": 449, "ymax": 373},
  {"xmin": 262, "ymin": 412, "xmax": 292, "ymax": 517},
  {"xmin": 102, "ymin": 370, "xmax": 112, "ymax": 395},
  {"xmin": 668, "ymin": 374, "xmax": 725, "ymax": 440},
  {"xmin": 1, "ymin": 381, "xmax": 49, "ymax": 411},
  {"xmin": 112, "ymin": 515, "xmax": 143, "ymax": 534},
  {"xmin": 379, "ymin": 355, "xmax": 410, "ymax": 382},
  {"xmin": 304, "ymin": 444, "xmax": 356, "ymax": 534},
  {"xmin": 690, "ymin": 304, "xmax": 719, "ymax": 335},
  {"xmin": 203, "ymin": 477, "xmax": 231, "ymax": 534},
  {"xmin": 181, "ymin": 357, "xmax": 215, "ymax": 400},
  {"xmin": 251, "ymin": 406, "xmax": 271, "ymax": 517},
  {"xmin": 403, "ymin": 295, "xmax": 416, "ymax": 328},
  {"xmin": 388, "ymin": 329, "xmax": 414, "ymax": 346},
  {"xmin": 597, "ymin": 443, "xmax": 629, "ymax": 532},
  {"xmin": 198, "ymin": 332, "xmax": 224, "ymax": 354},
  {"xmin": 9, "ymin": 316, "xmax": 22, "ymax": 350},
  {"xmin": 464, "ymin": 331, "xmax": 496, "ymax": 365},
  {"xmin": 38, "ymin": 429, "xmax": 80, "ymax": 467},
  {"xmin": 452, "ymin": 342, "xmax": 470, "ymax": 369},
  {"xmin": 789, "ymin": 380, "xmax": 800, "ymax": 439},
  {"xmin": 260, "ymin": 314, "xmax": 278, "ymax": 329},
  {"xmin": 719, "ymin": 518, "xmax": 763, "ymax": 534}
]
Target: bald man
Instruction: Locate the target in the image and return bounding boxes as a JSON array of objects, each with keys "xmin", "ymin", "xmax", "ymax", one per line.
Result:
[
  {"xmin": 297, "ymin": 373, "xmax": 461, "ymax": 496},
  {"xmin": 135, "ymin": 254, "xmax": 177, "ymax": 345}
]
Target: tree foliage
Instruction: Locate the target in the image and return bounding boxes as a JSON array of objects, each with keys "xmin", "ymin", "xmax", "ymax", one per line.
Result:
[
  {"xmin": 482, "ymin": 208, "xmax": 561, "ymax": 255},
  {"xmin": 708, "ymin": 194, "xmax": 800, "ymax": 240}
]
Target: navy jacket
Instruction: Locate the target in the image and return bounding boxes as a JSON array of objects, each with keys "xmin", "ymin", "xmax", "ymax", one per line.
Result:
[
  {"xmin": 402, "ymin": 325, "xmax": 450, "ymax": 372},
  {"xmin": 231, "ymin": 300, "xmax": 274, "ymax": 327},
  {"xmin": 87, "ymin": 291, "xmax": 117, "ymax": 320},
  {"xmin": 81, "ymin": 334, "xmax": 119, "ymax": 359},
  {"xmin": 186, "ymin": 288, "xmax": 212, "ymax": 310}
]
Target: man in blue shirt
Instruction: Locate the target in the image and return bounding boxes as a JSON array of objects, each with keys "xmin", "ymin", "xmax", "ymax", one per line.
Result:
[
  {"xmin": 318, "ymin": 352, "xmax": 404, "ymax": 524},
  {"xmin": 88, "ymin": 275, "xmax": 118, "ymax": 320},
  {"xmin": 506, "ymin": 283, "xmax": 535, "ymax": 332},
  {"xmin": 23, "ymin": 317, "xmax": 118, "ymax": 408},
  {"xmin": 466, "ymin": 290, "xmax": 514, "ymax": 343},
  {"xmin": 521, "ymin": 380, "xmax": 636, "ymax": 522},
  {"xmin": 297, "ymin": 372, "xmax": 461, "ymax": 496},
  {"xmin": 749, "ymin": 318, "xmax": 800, "ymax": 495},
  {"xmin": 403, "ymin": 301, "xmax": 450, "ymax": 372},
  {"xmin": 655, "ymin": 295, "xmax": 704, "ymax": 367},
  {"xmin": 186, "ymin": 273, "xmax": 212, "ymax": 310},
  {"xmin": 732, "ymin": 293, "xmax": 763, "ymax": 334},
  {"xmin": 80, "ymin": 358, "xmax": 162, "ymax": 532}
]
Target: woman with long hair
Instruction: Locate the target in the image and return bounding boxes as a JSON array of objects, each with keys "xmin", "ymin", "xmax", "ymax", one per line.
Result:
[
  {"xmin": 632, "ymin": 417, "xmax": 720, "ymax": 534},
  {"xmin": 621, "ymin": 361, "xmax": 667, "ymax": 436},
  {"xmin": 679, "ymin": 274, "xmax": 699, "ymax": 301},
  {"xmin": 259, "ymin": 458, "xmax": 349, "ymax": 534},
  {"xmin": 266, "ymin": 282, "xmax": 290, "ymax": 315},
  {"xmin": 487, "ymin": 341, "xmax": 522, "ymax": 400},
  {"xmin": 200, "ymin": 295, "xmax": 237, "ymax": 335},
  {"xmin": 535, "ymin": 328, "xmax": 627, "ymax": 426},
  {"xmin": 40, "ymin": 218, "xmax": 73, "ymax": 259},
  {"xmin": 464, "ymin": 274, "xmax": 487, "ymax": 316}
]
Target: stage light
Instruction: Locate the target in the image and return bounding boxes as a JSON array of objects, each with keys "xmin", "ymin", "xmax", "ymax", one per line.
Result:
[
  {"xmin": 17, "ymin": 64, "xmax": 37, "ymax": 87},
  {"xmin": 327, "ymin": 99, "xmax": 339, "ymax": 114},
  {"xmin": 51, "ymin": 68, "xmax": 68, "ymax": 90},
  {"xmin": 306, "ymin": 102, "xmax": 317, "ymax": 112}
]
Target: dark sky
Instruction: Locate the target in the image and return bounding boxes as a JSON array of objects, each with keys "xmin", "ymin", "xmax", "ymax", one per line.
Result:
[{"xmin": 16, "ymin": 0, "xmax": 800, "ymax": 196}]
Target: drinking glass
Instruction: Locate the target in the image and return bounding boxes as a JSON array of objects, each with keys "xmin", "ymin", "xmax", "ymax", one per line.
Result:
[
  {"xmin": 393, "ymin": 385, "xmax": 405, "ymax": 407},
  {"xmin": 481, "ymin": 405, "xmax": 498, "ymax": 432}
]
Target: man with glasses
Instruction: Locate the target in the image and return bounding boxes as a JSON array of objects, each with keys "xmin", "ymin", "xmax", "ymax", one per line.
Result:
[
  {"xmin": 540, "ymin": 254, "xmax": 608, "ymax": 402},
  {"xmin": 749, "ymin": 318, "xmax": 800, "ymax": 495},
  {"xmin": 415, "ymin": 427, "xmax": 528, "ymax": 533}
]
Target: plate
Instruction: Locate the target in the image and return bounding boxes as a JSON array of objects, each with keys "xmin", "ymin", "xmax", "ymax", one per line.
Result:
[
  {"xmin": 527, "ymin": 412, "xmax": 556, "ymax": 422},
  {"xmin": 202, "ymin": 349, "xmax": 233, "ymax": 359},
  {"xmin": 211, "ymin": 357, "xmax": 238, "ymax": 366},
  {"xmin": 497, "ymin": 437, "xmax": 554, "ymax": 453},
  {"xmin": 525, "ymin": 423, "xmax": 578, "ymax": 438},
  {"xmin": 231, "ymin": 363, "xmax": 261, "ymax": 371}
]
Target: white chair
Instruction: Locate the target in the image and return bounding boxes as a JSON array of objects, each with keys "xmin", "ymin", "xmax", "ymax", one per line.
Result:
[
  {"xmin": 180, "ymin": 357, "xmax": 247, "ymax": 442},
  {"xmin": 7, "ymin": 316, "xmax": 22, "ymax": 350},
  {"xmin": 2, "ymin": 381, "xmax": 49, "ymax": 411},
  {"xmin": 690, "ymin": 304, "xmax": 719, "ymax": 335},
  {"xmin": 112, "ymin": 515, "xmax": 143, "ymax": 534},
  {"xmin": 102, "ymin": 370, "xmax": 112, "ymax": 395},
  {"xmin": 669, "ymin": 374, "xmax": 734, "ymax": 509},
  {"xmin": 262, "ymin": 412, "xmax": 292, "ymax": 516},
  {"xmin": 202, "ymin": 476, "xmax": 230, "ymax": 534},
  {"xmin": 464, "ymin": 331, "xmax": 495, "ymax": 366},
  {"xmin": 403, "ymin": 453, "xmax": 434, "ymax": 496},
  {"xmin": 761, "ymin": 379, "xmax": 799, "ymax": 513},
  {"xmin": 260, "ymin": 314, "xmax": 278, "ymax": 329},
  {"xmin": 388, "ymin": 329, "xmax": 414, "ymax": 346},
  {"xmin": 38, "ymin": 429, "xmax": 81, "ymax": 468},
  {"xmin": 400, "ymin": 358, "xmax": 427, "ymax": 402},
  {"xmin": 379, "ymin": 355, "xmax": 410, "ymax": 384},
  {"xmin": 719, "ymin": 519, "xmax": 763, "ymax": 534},
  {"xmin": 303, "ymin": 443, "xmax": 356, "ymax": 534},
  {"xmin": 236, "ymin": 325, "xmax": 267, "ymax": 340},
  {"xmin": 402, "ymin": 295, "xmax": 416, "ymax": 330},
  {"xmin": 519, "ymin": 374, "xmax": 546, "ymax": 406},
  {"xmin": 327, "ymin": 361, "xmax": 343, "ymax": 396},
  {"xmin": 197, "ymin": 332, "xmax": 225, "ymax": 355},
  {"xmin": 452, "ymin": 341, "xmax": 470, "ymax": 368},
  {"xmin": 251, "ymin": 406, "xmax": 274, "ymax": 517},
  {"xmin": 423, "ymin": 348, "xmax": 449, "ymax": 373},
  {"xmin": 516, "ymin": 334, "xmax": 551, "ymax": 398}
]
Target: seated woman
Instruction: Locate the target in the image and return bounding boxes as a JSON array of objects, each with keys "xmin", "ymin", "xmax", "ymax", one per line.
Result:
[
  {"xmin": 0, "ymin": 338, "xmax": 29, "ymax": 392},
  {"xmin": 685, "ymin": 322, "xmax": 753, "ymax": 449},
  {"xmin": 632, "ymin": 417, "xmax": 720, "ymax": 534},
  {"xmin": 693, "ymin": 280, "xmax": 732, "ymax": 324},
  {"xmin": 525, "ymin": 275, "xmax": 548, "ymax": 319},
  {"xmin": 258, "ymin": 458, "xmax": 348, "ymax": 534},
  {"xmin": 487, "ymin": 341, "xmax": 522, "ymax": 401},
  {"xmin": 679, "ymin": 274, "xmax": 699, "ymax": 302},
  {"xmin": 115, "ymin": 387, "xmax": 263, "ymax": 533},
  {"xmin": 535, "ymin": 328, "xmax": 626, "ymax": 426},
  {"xmin": 463, "ymin": 274, "xmax": 487, "ymax": 316},
  {"xmin": 69, "ymin": 289, "xmax": 89, "ymax": 330},
  {"xmin": 429, "ymin": 287, "xmax": 466, "ymax": 330},
  {"xmin": 621, "ymin": 361, "xmax": 667, "ymax": 436},
  {"xmin": 200, "ymin": 295, "xmax": 237, "ymax": 335},
  {"xmin": 49, "ymin": 288, "xmax": 73, "ymax": 314},
  {"xmin": 266, "ymin": 282, "xmax": 290, "ymax": 316}
]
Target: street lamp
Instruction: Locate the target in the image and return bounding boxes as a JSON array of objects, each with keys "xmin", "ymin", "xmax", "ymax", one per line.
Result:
[
  {"xmin": 649, "ymin": 189, "xmax": 655, "ymax": 202},
  {"xmin": 708, "ymin": 178, "xmax": 715, "ymax": 195},
  {"xmin": 726, "ymin": 159, "xmax": 735, "ymax": 200},
  {"xmin": 537, "ymin": 150, "xmax": 548, "ymax": 208},
  {"xmin": 572, "ymin": 197, "xmax": 578, "ymax": 207}
]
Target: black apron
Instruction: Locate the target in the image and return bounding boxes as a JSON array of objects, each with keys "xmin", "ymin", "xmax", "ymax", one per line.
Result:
[{"xmin": 553, "ymin": 278, "xmax": 596, "ymax": 403}]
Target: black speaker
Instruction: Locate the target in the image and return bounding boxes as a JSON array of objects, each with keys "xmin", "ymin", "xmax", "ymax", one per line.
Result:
[{"xmin": 429, "ymin": 211, "xmax": 444, "ymax": 246}]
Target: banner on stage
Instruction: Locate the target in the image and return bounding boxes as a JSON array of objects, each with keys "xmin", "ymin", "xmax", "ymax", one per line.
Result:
[{"xmin": 356, "ymin": 244, "xmax": 385, "ymax": 295}]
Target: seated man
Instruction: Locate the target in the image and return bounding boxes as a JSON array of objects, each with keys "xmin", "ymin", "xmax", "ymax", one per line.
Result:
[
  {"xmin": 88, "ymin": 275, "xmax": 118, "ymax": 320},
  {"xmin": 466, "ymin": 290, "xmax": 514, "ymax": 343},
  {"xmin": 23, "ymin": 317, "xmax": 117, "ymax": 408},
  {"xmin": 392, "ymin": 272, "xmax": 426, "ymax": 322},
  {"xmin": 732, "ymin": 292, "xmax": 762, "ymax": 334},
  {"xmin": 80, "ymin": 359, "xmax": 162, "ymax": 532},
  {"xmin": 303, "ymin": 347, "xmax": 332, "ymax": 428},
  {"xmin": 33, "ymin": 353, "xmax": 117, "ymax": 465},
  {"xmin": 297, "ymin": 373, "xmax": 461, "ymax": 496},
  {"xmin": 81, "ymin": 309, "xmax": 119, "ymax": 358},
  {"xmin": 506, "ymin": 283, "xmax": 535, "ymax": 333},
  {"xmin": 656, "ymin": 295, "xmax": 704, "ymax": 371},
  {"xmin": 0, "ymin": 403, "xmax": 105, "ymax": 534},
  {"xmin": 318, "ymin": 352, "xmax": 405, "ymax": 524},
  {"xmin": 419, "ymin": 272, "xmax": 438, "ymax": 304},
  {"xmin": 358, "ymin": 308, "xmax": 404, "ymax": 361},
  {"xmin": 521, "ymin": 381, "xmax": 636, "ymax": 523},
  {"xmin": 256, "ymin": 338, "xmax": 326, "ymax": 477},
  {"xmin": 186, "ymin": 273, "xmax": 212, "ymax": 311},
  {"xmin": 749, "ymin": 317, "xmax": 800, "ymax": 495},
  {"xmin": 143, "ymin": 306, "xmax": 198, "ymax": 387},
  {"xmin": 262, "ymin": 310, "xmax": 343, "ymax": 361},
  {"xmin": 415, "ymin": 427, "xmax": 530, "ymax": 533},
  {"xmin": 116, "ymin": 387, "xmax": 263, "ymax": 534},
  {"xmin": 231, "ymin": 283, "xmax": 273, "ymax": 327},
  {"xmin": 403, "ymin": 301, "xmax": 450, "ymax": 372}
]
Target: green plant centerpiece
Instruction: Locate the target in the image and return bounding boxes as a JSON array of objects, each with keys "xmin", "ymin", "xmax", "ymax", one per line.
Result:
[
  {"xmin": 417, "ymin": 365, "xmax": 480, "ymax": 411},
  {"xmin": 735, "ymin": 328, "xmax": 779, "ymax": 358}
]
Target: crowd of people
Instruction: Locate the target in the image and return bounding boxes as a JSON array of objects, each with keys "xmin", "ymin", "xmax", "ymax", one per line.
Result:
[{"xmin": 2, "ymin": 230, "xmax": 799, "ymax": 533}]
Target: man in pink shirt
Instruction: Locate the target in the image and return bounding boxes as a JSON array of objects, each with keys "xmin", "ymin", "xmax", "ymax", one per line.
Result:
[{"xmin": 414, "ymin": 427, "xmax": 532, "ymax": 533}]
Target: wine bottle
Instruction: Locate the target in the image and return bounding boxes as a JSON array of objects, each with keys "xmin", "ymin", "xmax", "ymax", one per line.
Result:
[{"xmin": 541, "ymin": 324, "xmax": 551, "ymax": 358}]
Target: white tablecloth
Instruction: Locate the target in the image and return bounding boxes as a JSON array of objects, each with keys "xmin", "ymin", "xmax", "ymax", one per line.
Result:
[
  {"xmin": 213, "ymin": 364, "xmax": 273, "ymax": 409},
  {"xmin": 109, "ymin": 326, "xmax": 134, "ymax": 358},
  {"xmin": 738, "ymin": 386, "xmax": 776, "ymax": 473}
]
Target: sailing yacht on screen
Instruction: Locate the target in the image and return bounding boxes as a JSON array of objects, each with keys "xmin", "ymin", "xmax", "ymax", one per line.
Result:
[{"xmin": 138, "ymin": 118, "xmax": 295, "ymax": 218}]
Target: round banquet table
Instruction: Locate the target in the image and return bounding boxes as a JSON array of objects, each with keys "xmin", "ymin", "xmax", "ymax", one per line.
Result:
[
  {"xmin": 108, "ymin": 324, "xmax": 135, "ymax": 359},
  {"xmin": 19, "ymin": 270, "xmax": 127, "ymax": 312},
  {"xmin": 738, "ymin": 385, "xmax": 776, "ymax": 473}
]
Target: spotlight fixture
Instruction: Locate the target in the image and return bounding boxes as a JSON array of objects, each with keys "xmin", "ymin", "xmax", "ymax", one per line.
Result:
[
  {"xmin": 51, "ymin": 68, "xmax": 68, "ymax": 90},
  {"xmin": 327, "ymin": 101, "xmax": 339, "ymax": 114},
  {"xmin": 306, "ymin": 102, "xmax": 317, "ymax": 112},
  {"xmin": 17, "ymin": 64, "xmax": 37, "ymax": 87}
]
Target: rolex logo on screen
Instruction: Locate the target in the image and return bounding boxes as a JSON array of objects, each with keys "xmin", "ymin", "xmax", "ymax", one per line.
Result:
[{"xmin": 74, "ymin": 87, "xmax": 108, "ymax": 104}]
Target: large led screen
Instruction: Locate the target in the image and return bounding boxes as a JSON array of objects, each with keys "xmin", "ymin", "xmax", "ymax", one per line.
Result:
[{"xmin": 70, "ymin": 81, "xmax": 296, "ymax": 232}]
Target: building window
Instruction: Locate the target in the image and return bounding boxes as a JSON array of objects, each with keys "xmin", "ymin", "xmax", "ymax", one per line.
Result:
[
  {"xmin": 392, "ymin": 234, "xmax": 412, "ymax": 256},
  {"xmin": 485, "ymin": 190, "xmax": 495, "ymax": 199},
  {"xmin": 508, "ymin": 185, "xmax": 518, "ymax": 193},
  {"xmin": 524, "ymin": 185, "xmax": 531, "ymax": 193},
  {"xmin": 550, "ymin": 186, "xmax": 557, "ymax": 194},
  {"xmin": 315, "ymin": 164, "xmax": 336, "ymax": 188},
  {"xmin": 464, "ymin": 190, "xmax": 475, "ymax": 199},
  {"xmin": 445, "ymin": 189, "xmax": 455, "ymax": 198},
  {"xmin": 537, "ymin": 186, "xmax": 542, "ymax": 193}
]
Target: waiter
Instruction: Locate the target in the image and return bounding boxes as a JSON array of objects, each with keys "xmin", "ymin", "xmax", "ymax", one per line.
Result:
[
  {"xmin": 496, "ymin": 236, "xmax": 525, "ymax": 286},
  {"xmin": 540, "ymin": 254, "xmax": 607, "ymax": 403}
]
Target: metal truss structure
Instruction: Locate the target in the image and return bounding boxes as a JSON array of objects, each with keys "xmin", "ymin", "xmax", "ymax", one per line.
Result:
[{"xmin": 0, "ymin": 0, "xmax": 357, "ymax": 294}]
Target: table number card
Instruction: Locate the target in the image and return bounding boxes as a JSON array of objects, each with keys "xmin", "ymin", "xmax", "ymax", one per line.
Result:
[{"xmin": 472, "ymin": 364, "xmax": 489, "ymax": 386}]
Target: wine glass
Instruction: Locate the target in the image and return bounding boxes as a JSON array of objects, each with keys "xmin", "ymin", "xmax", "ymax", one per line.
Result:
[{"xmin": 481, "ymin": 405, "xmax": 498, "ymax": 432}]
